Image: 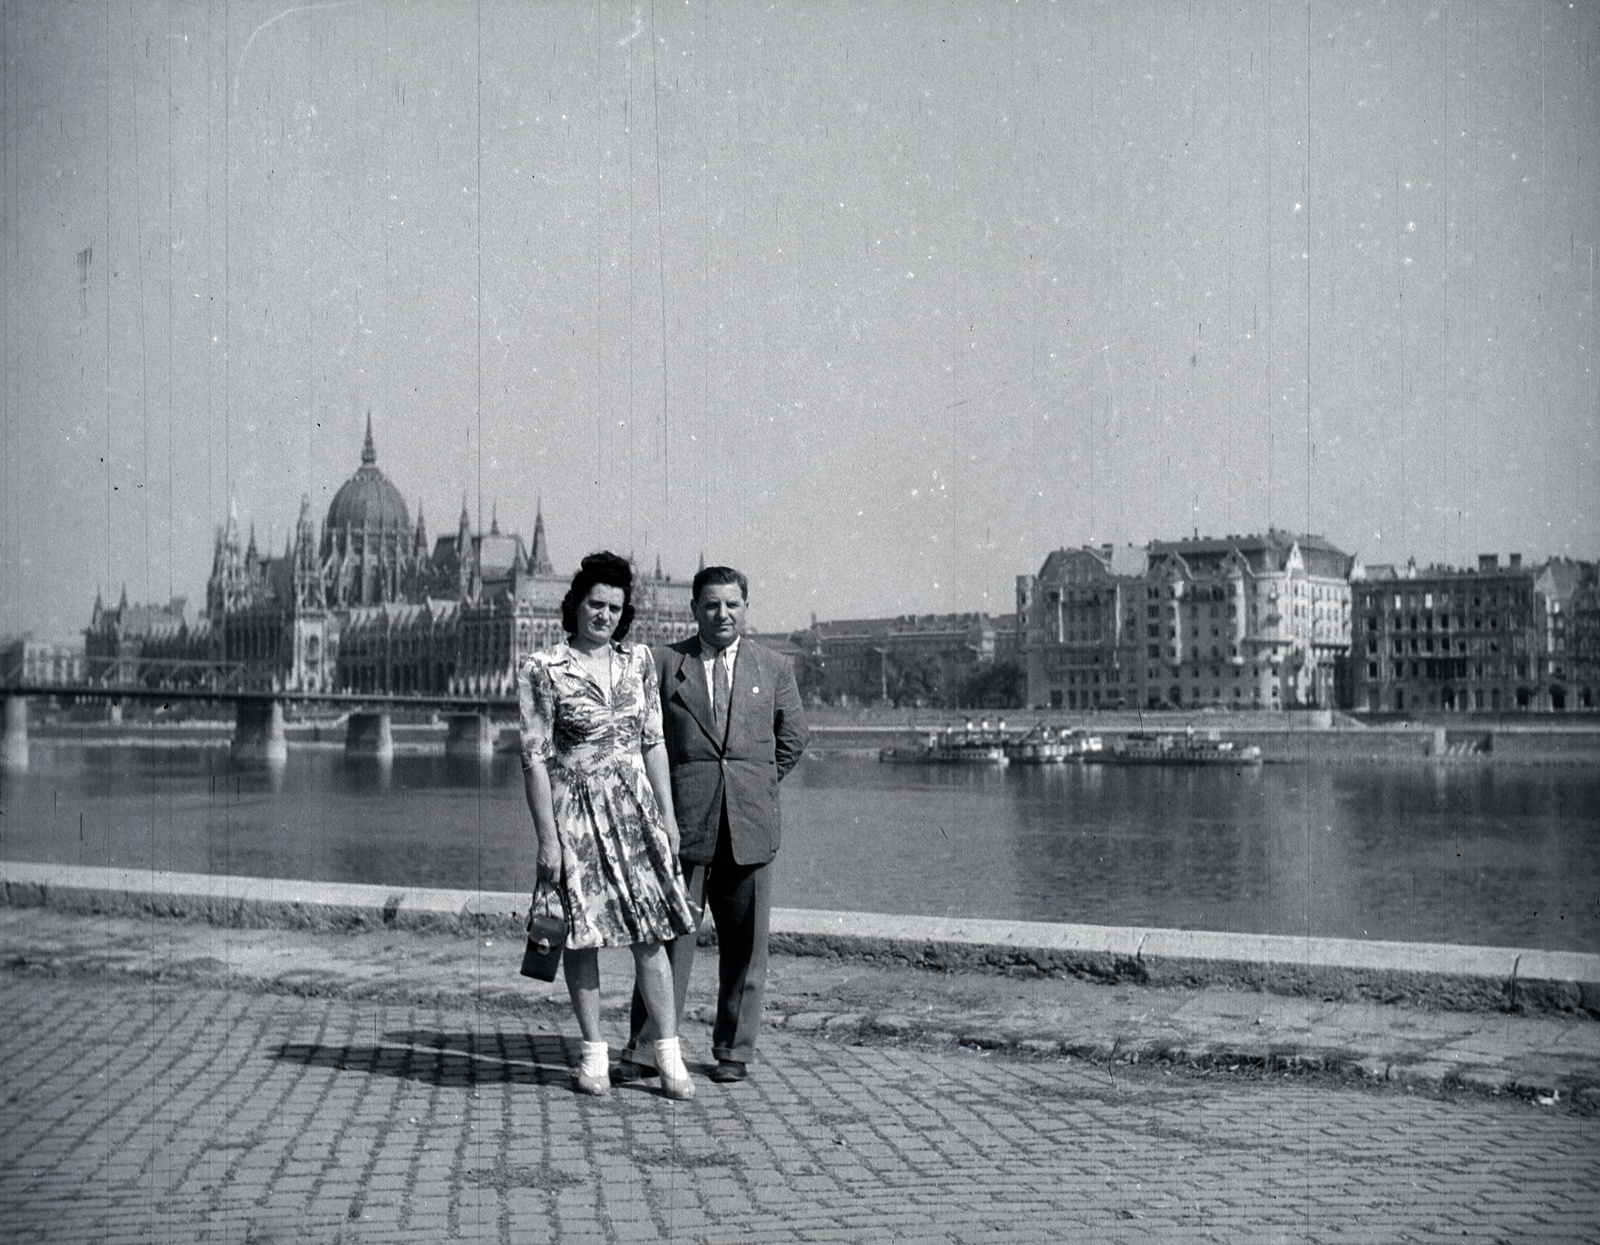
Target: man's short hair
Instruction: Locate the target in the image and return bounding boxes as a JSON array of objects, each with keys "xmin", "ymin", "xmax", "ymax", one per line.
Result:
[{"xmin": 692, "ymin": 565, "xmax": 748, "ymax": 604}]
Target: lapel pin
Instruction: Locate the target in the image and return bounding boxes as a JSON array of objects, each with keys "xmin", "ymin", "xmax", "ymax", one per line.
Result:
[{"xmin": 751, "ymin": 686, "xmax": 759, "ymax": 694}]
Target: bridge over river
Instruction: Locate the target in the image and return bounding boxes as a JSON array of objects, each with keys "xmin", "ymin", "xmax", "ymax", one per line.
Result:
[{"xmin": 1, "ymin": 656, "xmax": 517, "ymax": 768}]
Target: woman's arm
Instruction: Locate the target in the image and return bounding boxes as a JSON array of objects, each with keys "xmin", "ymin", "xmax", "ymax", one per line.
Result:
[
  {"xmin": 642, "ymin": 741, "xmax": 680, "ymax": 857},
  {"xmin": 522, "ymin": 761, "xmax": 561, "ymax": 884},
  {"xmin": 516, "ymin": 654, "xmax": 561, "ymax": 883}
]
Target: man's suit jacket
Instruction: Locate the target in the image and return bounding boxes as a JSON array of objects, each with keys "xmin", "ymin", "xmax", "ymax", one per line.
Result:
[{"xmin": 654, "ymin": 636, "xmax": 809, "ymax": 866}]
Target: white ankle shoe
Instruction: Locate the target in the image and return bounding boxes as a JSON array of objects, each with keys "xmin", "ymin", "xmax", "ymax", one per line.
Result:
[
  {"xmin": 653, "ymin": 1037, "xmax": 695, "ymax": 1101},
  {"xmin": 576, "ymin": 1040, "xmax": 610, "ymax": 1096}
]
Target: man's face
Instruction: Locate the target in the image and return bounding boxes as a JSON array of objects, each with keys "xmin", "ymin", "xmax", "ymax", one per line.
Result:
[{"xmin": 693, "ymin": 582, "xmax": 747, "ymax": 651}]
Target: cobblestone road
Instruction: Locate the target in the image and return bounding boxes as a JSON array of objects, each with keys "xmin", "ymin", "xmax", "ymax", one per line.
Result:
[{"xmin": 3, "ymin": 973, "xmax": 1596, "ymax": 1244}]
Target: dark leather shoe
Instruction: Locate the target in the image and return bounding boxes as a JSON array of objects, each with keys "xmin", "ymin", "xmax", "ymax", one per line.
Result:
[
  {"xmin": 611, "ymin": 1058, "xmax": 658, "ymax": 1084},
  {"xmin": 709, "ymin": 1060, "xmax": 748, "ymax": 1083}
]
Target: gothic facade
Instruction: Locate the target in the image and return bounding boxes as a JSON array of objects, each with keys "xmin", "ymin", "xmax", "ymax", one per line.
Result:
[{"xmin": 87, "ymin": 419, "xmax": 696, "ymax": 699}]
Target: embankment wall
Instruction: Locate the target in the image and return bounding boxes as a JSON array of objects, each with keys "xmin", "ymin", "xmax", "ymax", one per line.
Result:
[{"xmin": 4, "ymin": 861, "xmax": 1596, "ymax": 1018}]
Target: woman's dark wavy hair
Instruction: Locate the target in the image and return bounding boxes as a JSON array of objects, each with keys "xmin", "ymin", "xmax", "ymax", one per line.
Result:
[{"xmin": 561, "ymin": 551, "xmax": 635, "ymax": 641}]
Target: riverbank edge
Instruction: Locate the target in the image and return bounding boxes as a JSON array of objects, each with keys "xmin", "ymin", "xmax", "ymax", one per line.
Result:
[
  {"xmin": 26, "ymin": 720, "xmax": 1600, "ymax": 763},
  {"xmin": 4, "ymin": 860, "xmax": 1596, "ymax": 1018}
]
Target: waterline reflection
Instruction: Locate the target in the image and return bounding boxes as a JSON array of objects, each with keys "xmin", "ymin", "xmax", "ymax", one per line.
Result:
[{"xmin": 1, "ymin": 742, "xmax": 1594, "ymax": 951}]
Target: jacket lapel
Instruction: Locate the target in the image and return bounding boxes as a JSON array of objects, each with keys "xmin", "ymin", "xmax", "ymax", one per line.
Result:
[{"xmin": 672, "ymin": 640, "xmax": 720, "ymax": 746}]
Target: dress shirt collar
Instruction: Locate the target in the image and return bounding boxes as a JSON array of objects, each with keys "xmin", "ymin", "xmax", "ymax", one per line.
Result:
[{"xmin": 701, "ymin": 635, "xmax": 740, "ymax": 686}]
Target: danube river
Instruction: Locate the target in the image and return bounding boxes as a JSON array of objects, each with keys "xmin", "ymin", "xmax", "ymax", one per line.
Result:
[{"xmin": 3, "ymin": 739, "xmax": 1596, "ymax": 952}]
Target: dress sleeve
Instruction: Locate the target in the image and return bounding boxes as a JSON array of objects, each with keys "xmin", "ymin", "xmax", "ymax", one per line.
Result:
[
  {"xmin": 638, "ymin": 645, "xmax": 665, "ymax": 749},
  {"xmin": 517, "ymin": 654, "xmax": 556, "ymax": 770}
]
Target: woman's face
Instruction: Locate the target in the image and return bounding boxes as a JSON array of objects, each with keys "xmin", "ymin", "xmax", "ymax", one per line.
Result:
[{"xmin": 575, "ymin": 583, "xmax": 626, "ymax": 648}]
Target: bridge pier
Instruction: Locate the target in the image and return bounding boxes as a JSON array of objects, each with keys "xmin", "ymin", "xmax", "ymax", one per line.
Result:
[
  {"xmin": 232, "ymin": 700, "xmax": 288, "ymax": 764},
  {"xmin": 2, "ymin": 695, "xmax": 29, "ymax": 772},
  {"xmin": 346, "ymin": 711, "xmax": 394, "ymax": 760},
  {"xmin": 444, "ymin": 712, "xmax": 494, "ymax": 760}
]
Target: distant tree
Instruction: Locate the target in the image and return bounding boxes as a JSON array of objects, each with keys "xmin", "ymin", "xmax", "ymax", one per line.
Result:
[
  {"xmin": 884, "ymin": 649, "xmax": 945, "ymax": 707},
  {"xmin": 793, "ymin": 648, "xmax": 828, "ymax": 706},
  {"xmin": 956, "ymin": 660, "xmax": 1025, "ymax": 710}
]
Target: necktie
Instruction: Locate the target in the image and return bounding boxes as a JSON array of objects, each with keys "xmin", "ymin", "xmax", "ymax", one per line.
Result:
[{"xmin": 713, "ymin": 649, "xmax": 732, "ymax": 736}]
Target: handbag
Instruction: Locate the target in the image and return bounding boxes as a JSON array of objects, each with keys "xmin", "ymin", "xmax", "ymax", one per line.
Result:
[{"xmin": 519, "ymin": 882, "xmax": 566, "ymax": 982}]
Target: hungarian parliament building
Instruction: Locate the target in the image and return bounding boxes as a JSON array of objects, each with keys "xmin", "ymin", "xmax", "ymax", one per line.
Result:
[{"xmin": 84, "ymin": 420, "xmax": 697, "ymax": 698}]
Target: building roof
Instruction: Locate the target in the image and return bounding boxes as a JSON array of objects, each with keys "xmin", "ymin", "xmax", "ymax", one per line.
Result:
[
  {"xmin": 1536, "ymin": 556, "xmax": 1596, "ymax": 599},
  {"xmin": 325, "ymin": 417, "xmax": 411, "ymax": 532},
  {"xmin": 1147, "ymin": 529, "xmax": 1355, "ymax": 579},
  {"xmin": 474, "ymin": 533, "xmax": 524, "ymax": 581},
  {"xmin": 1034, "ymin": 543, "xmax": 1145, "ymax": 581},
  {"xmin": 746, "ymin": 631, "xmax": 803, "ymax": 659},
  {"xmin": 1352, "ymin": 558, "xmax": 1540, "ymax": 589},
  {"xmin": 113, "ymin": 600, "xmax": 189, "ymax": 640},
  {"xmin": 811, "ymin": 612, "xmax": 1008, "ymax": 639}
]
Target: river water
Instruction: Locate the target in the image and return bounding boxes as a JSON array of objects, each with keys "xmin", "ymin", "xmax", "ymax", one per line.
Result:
[{"xmin": 3, "ymin": 740, "xmax": 1596, "ymax": 951}]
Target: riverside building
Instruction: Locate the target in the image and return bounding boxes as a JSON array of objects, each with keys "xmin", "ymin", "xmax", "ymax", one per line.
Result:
[
  {"xmin": 84, "ymin": 420, "xmax": 696, "ymax": 699},
  {"xmin": 1019, "ymin": 531, "xmax": 1357, "ymax": 711},
  {"xmin": 794, "ymin": 612, "xmax": 1018, "ymax": 706},
  {"xmin": 1, "ymin": 635, "xmax": 85, "ymax": 686},
  {"xmin": 1349, "ymin": 554, "xmax": 1599, "ymax": 713},
  {"xmin": 1013, "ymin": 543, "xmax": 1144, "ymax": 711}
]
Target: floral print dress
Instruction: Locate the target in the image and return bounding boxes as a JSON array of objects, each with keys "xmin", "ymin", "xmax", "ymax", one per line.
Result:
[{"xmin": 517, "ymin": 642, "xmax": 695, "ymax": 950}]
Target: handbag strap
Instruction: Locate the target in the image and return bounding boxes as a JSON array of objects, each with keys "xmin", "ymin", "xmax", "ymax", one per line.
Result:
[{"xmin": 528, "ymin": 878, "xmax": 564, "ymax": 926}]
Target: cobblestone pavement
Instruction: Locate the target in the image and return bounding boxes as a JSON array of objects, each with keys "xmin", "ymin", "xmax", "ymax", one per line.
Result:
[
  {"xmin": 3, "ymin": 972, "xmax": 1598, "ymax": 1245},
  {"xmin": 5, "ymin": 909, "xmax": 1598, "ymax": 1099}
]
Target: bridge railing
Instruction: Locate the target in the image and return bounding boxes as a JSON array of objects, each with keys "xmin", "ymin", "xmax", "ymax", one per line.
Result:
[
  {"xmin": 1, "ymin": 658, "xmax": 519, "ymax": 710},
  {"xmin": 81, "ymin": 657, "xmax": 253, "ymax": 694},
  {"xmin": 1, "ymin": 657, "xmax": 250, "ymax": 696}
]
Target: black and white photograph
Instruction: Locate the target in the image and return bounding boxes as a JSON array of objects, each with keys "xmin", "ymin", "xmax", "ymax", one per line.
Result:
[{"xmin": 1, "ymin": 2, "xmax": 1597, "ymax": 1241}]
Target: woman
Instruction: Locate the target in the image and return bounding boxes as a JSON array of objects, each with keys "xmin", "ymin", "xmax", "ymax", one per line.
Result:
[{"xmin": 517, "ymin": 551, "xmax": 697, "ymax": 1099}]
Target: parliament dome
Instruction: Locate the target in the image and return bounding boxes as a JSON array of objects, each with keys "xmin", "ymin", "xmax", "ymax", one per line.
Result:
[{"xmin": 326, "ymin": 418, "xmax": 410, "ymax": 532}]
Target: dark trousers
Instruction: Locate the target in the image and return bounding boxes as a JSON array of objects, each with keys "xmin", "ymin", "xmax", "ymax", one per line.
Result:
[{"xmin": 626, "ymin": 811, "xmax": 772, "ymax": 1066}]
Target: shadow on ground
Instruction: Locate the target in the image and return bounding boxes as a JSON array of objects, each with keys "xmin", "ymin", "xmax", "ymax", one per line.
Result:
[{"xmin": 273, "ymin": 1029, "xmax": 579, "ymax": 1088}]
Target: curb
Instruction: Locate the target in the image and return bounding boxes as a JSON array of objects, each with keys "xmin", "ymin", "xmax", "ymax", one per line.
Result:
[
  {"xmin": 765, "ymin": 908, "xmax": 1600, "ymax": 1016},
  {"xmin": 4, "ymin": 860, "xmax": 1598, "ymax": 1018}
]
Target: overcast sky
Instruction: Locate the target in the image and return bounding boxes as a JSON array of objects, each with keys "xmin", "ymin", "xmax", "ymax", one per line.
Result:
[{"xmin": 2, "ymin": 0, "xmax": 1596, "ymax": 640}]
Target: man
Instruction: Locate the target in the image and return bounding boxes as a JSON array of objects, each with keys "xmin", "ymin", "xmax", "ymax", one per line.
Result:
[{"xmin": 620, "ymin": 565, "xmax": 809, "ymax": 1083}]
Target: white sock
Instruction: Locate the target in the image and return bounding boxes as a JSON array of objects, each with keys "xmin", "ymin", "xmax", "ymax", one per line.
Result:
[
  {"xmin": 579, "ymin": 1040, "xmax": 609, "ymax": 1079},
  {"xmin": 653, "ymin": 1036, "xmax": 688, "ymax": 1081}
]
